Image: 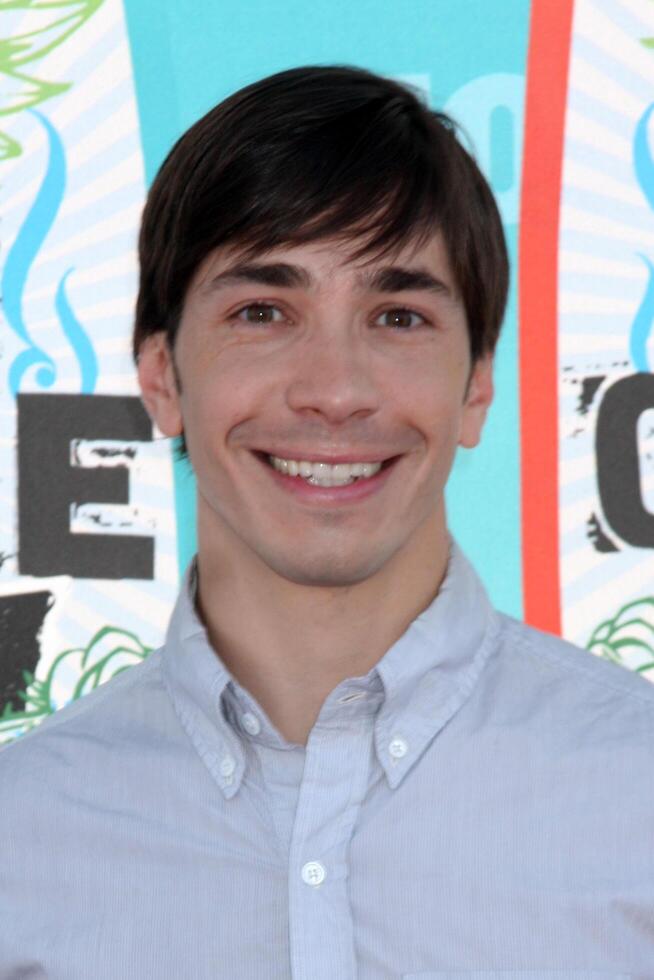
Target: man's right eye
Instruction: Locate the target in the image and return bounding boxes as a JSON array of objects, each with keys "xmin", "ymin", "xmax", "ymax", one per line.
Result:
[{"xmin": 231, "ymin": 303, "xmax": 286, "ymax": 324}]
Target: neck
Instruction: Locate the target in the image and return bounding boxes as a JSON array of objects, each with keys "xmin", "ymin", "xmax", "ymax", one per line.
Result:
[{"xmin": 195, "ymin": 504, "xmax": 450, "ymax": 746}]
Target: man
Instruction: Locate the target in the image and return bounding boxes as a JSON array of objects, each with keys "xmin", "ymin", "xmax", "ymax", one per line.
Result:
[{"xmin": 1, "ymin": 65, "xmax": 653, "ymax": 978}]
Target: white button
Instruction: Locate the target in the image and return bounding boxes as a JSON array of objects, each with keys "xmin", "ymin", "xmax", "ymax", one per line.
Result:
[
  {"xmin": 389, "ymin": 735, "xmax": 408, "ymax": 759},
  {"xmin": 220, "ymin": 754, "xmax": 236, "ymax": 777},
  {"xmin": 241, "ymin": 711, "xmax": 261, "ymax": 735},
  {"xmin": 301, "ymin": 861, "xmax": 326, "ymax": 887}
]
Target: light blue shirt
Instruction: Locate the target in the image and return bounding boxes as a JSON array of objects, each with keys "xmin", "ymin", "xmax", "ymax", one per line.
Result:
[{"xmin": 1, "ymin": 542, "xmax": 654, "ymax": 979}]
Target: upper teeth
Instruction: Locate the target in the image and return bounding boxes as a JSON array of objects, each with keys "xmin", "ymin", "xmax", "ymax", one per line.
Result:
[{"xmin": 269, "ymin": 455, "xmax": 383, "ymax": 485}]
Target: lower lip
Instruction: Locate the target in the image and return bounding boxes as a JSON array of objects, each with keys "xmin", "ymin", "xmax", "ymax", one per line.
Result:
[{"xmin": 254, "ymin": 453, "xmax": 400, "ymax": 504}]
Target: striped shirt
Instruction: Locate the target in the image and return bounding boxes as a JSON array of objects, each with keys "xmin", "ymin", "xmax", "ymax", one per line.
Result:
[{"xmin": 1, "ymin": 542, "xmax": 654, "ymax": 978}]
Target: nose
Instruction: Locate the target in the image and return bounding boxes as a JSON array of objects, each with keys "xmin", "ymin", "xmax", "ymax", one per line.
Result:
[{"xmin": 285, "ymin": 329, "xmax": 380, "ymax": 424}]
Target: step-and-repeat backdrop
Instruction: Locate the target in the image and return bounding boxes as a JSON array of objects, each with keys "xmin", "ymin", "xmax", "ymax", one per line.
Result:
[{"xmin": 1, "ymin": 0, "xmax": 653, "ymax": 744}]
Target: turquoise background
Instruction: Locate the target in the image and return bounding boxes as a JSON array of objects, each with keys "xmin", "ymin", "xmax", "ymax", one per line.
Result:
[{"xmin": 123, "ymin": 0, "xmax": 531, "ymax": 618}]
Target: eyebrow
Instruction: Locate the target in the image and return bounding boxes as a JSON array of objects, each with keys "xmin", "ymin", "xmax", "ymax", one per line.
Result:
[
  {"xmin": 202, "ymin": 261, "xmax": 452, "ymax": 296},
  {"xmin": 359, "ymin": 265, "xmax": 451, "ymax": 296},
  {"xmin": 203, "ymin": 262, "xmax": 311, "ymax": 292}
]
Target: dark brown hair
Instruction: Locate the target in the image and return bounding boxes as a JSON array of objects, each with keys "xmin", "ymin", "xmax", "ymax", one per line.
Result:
[{"xmin": 133, "ymin": 64, "xmax": 508, "ymax": 362}]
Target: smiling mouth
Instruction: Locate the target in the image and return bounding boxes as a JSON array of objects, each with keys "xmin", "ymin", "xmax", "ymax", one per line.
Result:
[{"xmin": 252, "ymin": 450, "xmax": 400, "ymax": 486}]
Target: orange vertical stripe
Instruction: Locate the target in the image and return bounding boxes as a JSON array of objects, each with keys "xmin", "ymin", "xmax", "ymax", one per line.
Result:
[{"xmin": 519, "ymin": 0, "xmax": 575, "ymax": 634}]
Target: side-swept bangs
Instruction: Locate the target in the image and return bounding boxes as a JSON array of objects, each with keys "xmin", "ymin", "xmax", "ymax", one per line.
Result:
[{"xmin": 134, "ymin": 65, "xmax": 508, "ymax": 363}]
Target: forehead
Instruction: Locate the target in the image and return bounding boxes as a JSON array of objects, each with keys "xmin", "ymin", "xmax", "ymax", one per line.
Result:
[{"xmin": 190, "ymin": 230, "xmax": 458, "ymax": 295}]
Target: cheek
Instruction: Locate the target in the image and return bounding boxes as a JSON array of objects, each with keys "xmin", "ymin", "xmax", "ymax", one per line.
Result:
[
  {"xmin": 416, "ymin": 396, "xmax": 468, "ymax": 482},
  {"xmin": 179, "ymin": 350, "xmax": 269, "ymax": 459},
  {"xmin": 400, "ymin": 367, "xmax": 464, "ymax": 426}
]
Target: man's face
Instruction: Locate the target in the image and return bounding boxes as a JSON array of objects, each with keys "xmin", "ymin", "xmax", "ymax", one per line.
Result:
[{"xmin": 139, "ymin": 231, "xmax": 493, "ymax": 588}]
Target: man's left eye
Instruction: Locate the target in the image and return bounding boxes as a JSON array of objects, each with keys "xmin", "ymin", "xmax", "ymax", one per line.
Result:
[{"xmin": 376, "ymin": 309, "xmax": 426, "ymax": 329}]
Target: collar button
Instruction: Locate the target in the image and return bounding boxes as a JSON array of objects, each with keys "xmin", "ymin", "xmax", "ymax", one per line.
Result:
[
  {"xmin": 241, "ymin": 711, "xmax": 261, "ymax": 735},
  {"xmin": 389, "ymin": 735, "xmax": 408, "ymax": 760}
]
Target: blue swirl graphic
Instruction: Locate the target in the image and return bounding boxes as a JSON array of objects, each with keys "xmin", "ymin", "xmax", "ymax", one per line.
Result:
[
  {"xmin": 3, "ymin": 109, "xmax": 98, "ymax": 395},
  {"xmin": 631, "ymin": 103, "xmax": 654, "ymax": 371},
  {"xmin": 634, "ymin": 103, "xmax": 654, "ymax": 212},
  {"xmin": 56, "ymin": 268, "xmax": 97, "ymax": 393}
]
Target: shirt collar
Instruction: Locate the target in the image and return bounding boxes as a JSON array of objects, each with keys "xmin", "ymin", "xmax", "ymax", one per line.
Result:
[
  {"xmin": 372, "ymin": 540, "xmax": 500, "ymax": 788},
  {"xmin": 160, "ymin": 561, "xmax": 245, "ymax": 799},
  {"xmin": 161, "ymin": 540, "xmax": 500, "ymax": 800}
]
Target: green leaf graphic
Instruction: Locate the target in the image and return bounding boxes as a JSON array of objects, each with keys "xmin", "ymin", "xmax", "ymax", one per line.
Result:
[
  {"xmin": 588, "ymin": 598, "xmax": 654, "ymax": 676},
  {"xmin": 0, "ymin": 127, "xmax": 20, "ymax": 156},
  {"xmin": 0, "ymin": 0, "xmax": 105, "ymax": 159},
  {"xmin": 0, "ymin": 625, "xmax": 152, "ymax": 743}
]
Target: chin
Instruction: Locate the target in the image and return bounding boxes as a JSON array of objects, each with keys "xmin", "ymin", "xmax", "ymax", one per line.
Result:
[{"xmin": 267, "ymin": 551, "xmax": 385, "ymax": 589}]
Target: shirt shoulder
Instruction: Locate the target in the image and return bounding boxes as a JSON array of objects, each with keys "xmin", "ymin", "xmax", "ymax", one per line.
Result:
[
  {"xmin": 495, "ymin": 612, "xmax": 654, "ymax": 733},
  {"xmin": 0, "ymin": 648, "xmax": 169, "ymax": 779}
]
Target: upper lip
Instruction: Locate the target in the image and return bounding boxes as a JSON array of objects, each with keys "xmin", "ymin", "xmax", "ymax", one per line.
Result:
[{"xmin": 256, "ymin": 450, "xmax": 398, "ymax": 464}]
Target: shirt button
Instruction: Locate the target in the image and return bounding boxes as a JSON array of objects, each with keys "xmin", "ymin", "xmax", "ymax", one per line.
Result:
[
  {"xmin": 301, "ymin": 861, "xmax": 326, "ymax": 887},
  {"xmin": 389, "ymin": 735, "xmax": 408, "ymax": 759},
  {"xmin": 241, "ymin": 711, "xmax": 261, "ymax": 735},
  {"xmin": 220, "ymin": 754, "xmax": 236, "ymax": 777}
]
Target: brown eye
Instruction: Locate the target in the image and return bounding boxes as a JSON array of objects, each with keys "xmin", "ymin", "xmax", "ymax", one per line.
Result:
[
  {"xmin": 377, "ymin": 309, "xmax": 425, "ymax": 330},
  {"xmin": 236, "ymin": 304, "xmax": 284, "ymax": 324}
]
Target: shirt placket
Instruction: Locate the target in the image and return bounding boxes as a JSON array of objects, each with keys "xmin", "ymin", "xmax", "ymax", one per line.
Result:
[{"xmin": 287, "ymin": 708, "xmax": 375, "ymax": 980}]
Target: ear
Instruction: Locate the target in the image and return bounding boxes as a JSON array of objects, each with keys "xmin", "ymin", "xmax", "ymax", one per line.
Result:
[
  {"xmin": 459, "ymin": 354, "xmax": 494, "ymax": 449},
  {"xmin": 137, "ymin": 333, "xmax": 183, "ymax": 437}
]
